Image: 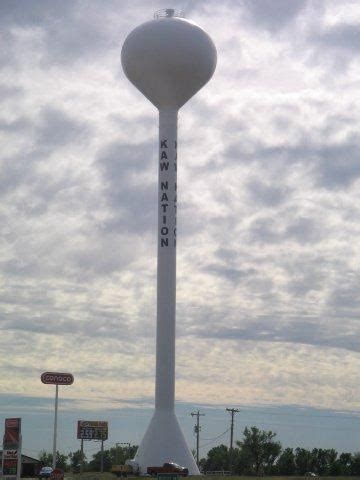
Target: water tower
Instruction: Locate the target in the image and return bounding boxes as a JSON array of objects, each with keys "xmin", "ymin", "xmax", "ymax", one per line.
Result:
[{"xmin": 121, "ymin": 9, "xmax": 216, "ymax": 474}]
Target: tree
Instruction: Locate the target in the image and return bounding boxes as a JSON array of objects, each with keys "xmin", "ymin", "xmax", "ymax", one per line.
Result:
[
  {"xmin": 200, "ymin": 444, "xmax": 230, "ymax": 472},
  {"xmin": 38, "ymin": 451, "xmax": 68, "ymax": 471},
  {"xmin": 39, "ymin": 451, "xmax": 52, "ymax": 467},
  {"xmin": 351, "ymin": 452, "xmax": 360, "ymax": 476},
  {"xmin": 236, "ymin": 426, "xmax": 281, "ymax": 475},
  {"xmin": 232, "ymin": 447, "xmax": 253, "ymax": 475},
  {"xmin": 325, "ymin": 449, "xmax": 338, "ymax": 475},
  {"xmin": 110, "ymin": 445, "xmax": 138, "ymax": 465},
  {"xmin": 337, "ymin": 452, "xmax": 353, "ymax": 475},
  {"xmin": 309, "ymin": 448, "xmax": 336, "ymax": 475},
  {"xmin": 277, "ymin": 448, "xmax": 296, "ymax": 475},
  {"xmin": 87, "ymin": 444, "xmax": 138, "ymax": 472},
  {"xmin": 68, "ymin": 450, "xmax": 86, "ymax": 472},
  {"xmin": 295, "ymin": 448, "xmax": 312, "ymax": 475},
  {"xmin": 89, "ymin": 449, "xmax": 112, "ymax": 472}
]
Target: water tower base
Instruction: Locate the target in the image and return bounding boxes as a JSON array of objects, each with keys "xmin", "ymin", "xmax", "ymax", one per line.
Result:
[{"xmin": 132, "ymin": 409, "xmax": 200, "ymax": 475}]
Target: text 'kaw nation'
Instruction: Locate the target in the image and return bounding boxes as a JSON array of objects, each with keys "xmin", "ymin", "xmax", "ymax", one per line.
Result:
[{"xmin": 159, "ymin": 138, "xmax": 177, "ymax": 248}]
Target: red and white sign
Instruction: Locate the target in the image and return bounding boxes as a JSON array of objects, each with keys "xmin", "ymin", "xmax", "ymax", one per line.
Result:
[
  {"xmin": 2, "ymin": 418, "xmax": 22, "ymax": 480},
  {"xmin": 3, "ymin": 450, "xmax": 18, "ymax": 460},
  {"xmin": 5, "ymin": 419, "xmax": 20, "ymax": 429},
  {"xmin": 51, "ymin": 469, "xmax": 64, "ymax": 480},
  {"xmin": 41, "ymin": 372, "xmax": 74, "ymax": 385},
  {"xmin": 3, "ymin": 418, "xmax": 21, "ymax": 448}
]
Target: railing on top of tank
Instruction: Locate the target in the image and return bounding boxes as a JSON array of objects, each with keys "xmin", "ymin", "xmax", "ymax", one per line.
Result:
[{"xmin": 154, "ymin": 8, "xmax": 185, "ymax": 19}]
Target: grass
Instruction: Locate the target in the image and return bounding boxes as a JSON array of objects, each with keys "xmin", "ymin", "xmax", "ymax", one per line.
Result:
[{"xmin": 63, "ymin": 474, "xmax": 360, "ymax": 480}]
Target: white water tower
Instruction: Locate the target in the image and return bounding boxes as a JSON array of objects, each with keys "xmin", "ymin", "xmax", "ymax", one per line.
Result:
[{"xmin": 121, "ymin": 9, "xmax": 216, "ymax": 474}]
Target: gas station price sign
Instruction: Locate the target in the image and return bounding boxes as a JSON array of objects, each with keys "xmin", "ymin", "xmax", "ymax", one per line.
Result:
[
  {"xmin": 77, "ymin": 421, "xmax": 108, "ymax": 440},
  {"xmin": 2, "ymin": 450, "xmax": 19, "ymax": 476}
]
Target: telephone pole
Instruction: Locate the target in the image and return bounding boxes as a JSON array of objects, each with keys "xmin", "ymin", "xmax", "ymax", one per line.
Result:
[
  {"xmin": 191, "ymin": 410, "xmax": 205, "ymax": 466},
  {"xmin": 226, "ymin": 408, "xmax": 240, "ymax": 450},
  {"xmin": 226, "ymin": 408, "xmax": 240, "ymax": 472}
]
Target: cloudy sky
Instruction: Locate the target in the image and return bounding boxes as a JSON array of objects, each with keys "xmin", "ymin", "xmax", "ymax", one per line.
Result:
[{"xmin": 1, "ymin": 0, "xmax": 360, "ymax": 459}]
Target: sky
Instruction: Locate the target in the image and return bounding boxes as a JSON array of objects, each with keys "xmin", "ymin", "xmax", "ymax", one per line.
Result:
[{"xmin": 1, "ymin": 0, "xmax": 360, "ymax": 461}]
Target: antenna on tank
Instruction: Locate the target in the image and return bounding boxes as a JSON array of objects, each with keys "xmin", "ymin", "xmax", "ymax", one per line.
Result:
[
  {"xmin": 121, "ymin": 9, "xmax": 216, "ymax": 475},
  {"xmin": 154, "ymin": 8, "xmax": 184, "ymax": 19}
]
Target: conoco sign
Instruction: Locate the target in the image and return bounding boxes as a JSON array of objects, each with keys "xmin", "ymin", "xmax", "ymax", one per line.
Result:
[{"xmin": 41, "ymin": 372, "xmax": 74, "ymax": 385}]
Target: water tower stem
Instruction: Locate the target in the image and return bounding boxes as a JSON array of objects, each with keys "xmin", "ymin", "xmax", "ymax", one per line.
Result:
[{"xmin": 156, "ymin": 109, "xmax": 178, "ymax": 411}]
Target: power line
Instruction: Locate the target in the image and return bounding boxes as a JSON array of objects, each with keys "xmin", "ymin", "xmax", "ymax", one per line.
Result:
[
  {"xmin": 201, "ymin": 428, "xmax": 231, "ymax": 442},
  {"xmin": 200, "ymin": 428, "xmax": 230, "ymax": 449}
]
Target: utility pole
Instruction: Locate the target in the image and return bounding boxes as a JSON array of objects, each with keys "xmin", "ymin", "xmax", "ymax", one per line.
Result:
[
  {"xmin": 226, "ymin": 408, "xmax": 240, "ymax": 472},
  {"xmin": 226, "ymin": 408, "xmax": 240, "ymax": 450},
  {"xmin": 191, "ymin": 410, "xmax": 205, "ymax": 466}
]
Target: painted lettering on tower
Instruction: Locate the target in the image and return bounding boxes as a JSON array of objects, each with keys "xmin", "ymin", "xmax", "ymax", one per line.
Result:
[{"xmin": 159, "ymin": 138, "xmax": 177, "ymax": 248}]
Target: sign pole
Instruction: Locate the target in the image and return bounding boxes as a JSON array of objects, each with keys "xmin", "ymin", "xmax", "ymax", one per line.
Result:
[
  {"xmin": 80, "ymin": 439, "xmax": 84, "ymax": 474},
  {"xmin": 40, "ymin": 371, "xmax": 74, "ymax": 470},
  {"xmin": 17, "ymin": 434, "xmax": 22, "ymax": 480},
  {"xmin": 100, "ymin": 439, "xmax": 104, "ymax": 473},
  {"xmin": 52, "ymin": 384, "xmax": 59, "ymax": 469}
]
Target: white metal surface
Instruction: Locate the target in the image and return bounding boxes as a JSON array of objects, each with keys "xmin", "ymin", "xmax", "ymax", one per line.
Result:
[
  {"xmin": 121, "ymin": 16, "xmax": 216, "ymax": 109},
  {"xmin": 156, "ymin": 109, "xmax": 177, "ymax": 411},
  {"xmin": 133, "ymin": 410, "xmax": 196, "ymax": 472},
  {"xmin": 121, "ymin": 12, "xmax": 216, "ymax": 475}
]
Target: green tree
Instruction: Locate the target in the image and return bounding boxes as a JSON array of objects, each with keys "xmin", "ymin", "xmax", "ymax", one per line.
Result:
[
  {"xmin": 110, "ymin": 445, "xmax": 138, "ymax": 465},
  {"xmin": 87, "ymin": 444, "xmax": 138, "ymax": 472},
  {"xmin": 325, "ymin": 449, "xmax": 338, "ymax": 475},
  {"xmin": 337, "ymin": 452, "xmax": 353, "ymax": 475},
  {"xmin": 295, "ymin": 448, "xmax": 312, "ymax": 475},
  {"xmin": 236, "ymin": 426, "xmax": 281, "ymax": 475},
  {"xmin": 38, "ymin": 451, "xmax": 68, "ymax": 471},
  {"xmin": 68, "ymin": 450, "xmax": 86, "ymax": 472},
  {"xmin": 198, "ymin": 457, "xmax": 207, "ymax": 473},
  {"xmin": 312, "ymin": 448, "xmax": 328, "ymax": 475},
  {"xmin": 89, "ymin": 449, "xmax": 112, "ymax": 472},
  {"xmin": 351, "ymin": 452, "xmax": 360, "ymax": 476},
  {"xmin": 308, "ymin": 448, "xmax": 338, "ymax": 475},
  {"xmin": 232, "ymin": 447, "xmax": 252, "ymax": 475},
  {"xmin": 277, "ymin": 448, "xmax": 296, "ymax": 475},
  {"xmin": 39, "ymin": 451, "xmax": 52, "ymax": 467},
  {"xmin": 200, "ymin": 444, "xmax": 230, "ymax": 472}
]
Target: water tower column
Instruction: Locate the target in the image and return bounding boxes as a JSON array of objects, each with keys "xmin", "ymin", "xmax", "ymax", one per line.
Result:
[
  {"xmin": 156, "ymin": 109, "xmax": 178, "ymax": 411},
  {"xmin": 121, "ymin": 9, "xmax": 216, "ymax": 473}
]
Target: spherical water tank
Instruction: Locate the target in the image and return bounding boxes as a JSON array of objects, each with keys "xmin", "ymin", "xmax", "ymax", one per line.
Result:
[{"xmin": 121, "ymin": 10, "xmax": 217, "ymax": 109}]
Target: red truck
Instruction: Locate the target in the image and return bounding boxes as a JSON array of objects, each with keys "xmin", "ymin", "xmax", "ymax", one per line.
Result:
[{"xmin": 147, "ymin": 462, "xmax": 189, "ymax": 476}]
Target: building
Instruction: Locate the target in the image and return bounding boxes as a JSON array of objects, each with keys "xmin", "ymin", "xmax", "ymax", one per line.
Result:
[{"xmin": 0, "ymin": 451, "xmax": 41, "ymax": 477}]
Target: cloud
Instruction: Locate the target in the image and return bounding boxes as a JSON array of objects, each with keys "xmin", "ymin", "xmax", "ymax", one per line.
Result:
[
  {"xmin": 96, "ymin": 140, "xmax": 157, "ymax": 235},
  {"xmin": 246, "ymin": 179, "xmax": 289, "ymax": 207},
  {"xmin": 0, "ymin": 85, "xmax": 24, "ymax": 100},
  {"xmin": 0, "ymin": 0, "xmax": 117, "ymax": 66},
  {"xmin": 242, "ymin": 0, "xmax": 308, "ymax": 31},
  {"xmin": 313, "ymin": 23, "xmax": 360, "ymax": 53},
  {"xmin": 0, "ymin": 1, "xmax": 359, "ymax": 440},
  {"xmin": 36, "ymin": 107, "xmax": 91, "ymax": 148},
  {"xmin": 192, "ymin": 316, "xmax": 360, "ymax": 353},
  {"xmin": 315, "ymin": 137, "xmax": 360, "ymax": 189}
]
